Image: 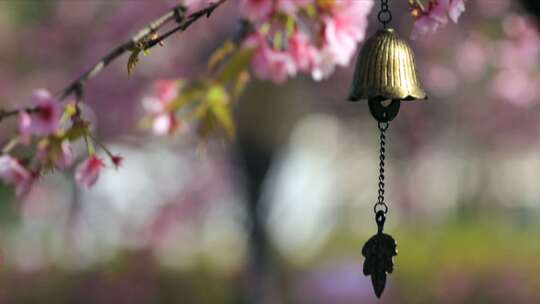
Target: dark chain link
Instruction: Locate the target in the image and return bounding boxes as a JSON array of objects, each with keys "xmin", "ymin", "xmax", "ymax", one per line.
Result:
[
  {"xmin": 374, "ymin": 122, "xmax": 389, "ymax": 215},
  {"xmin": 378, "ymin": 0, "xmax": 392, "ymax": 28}
]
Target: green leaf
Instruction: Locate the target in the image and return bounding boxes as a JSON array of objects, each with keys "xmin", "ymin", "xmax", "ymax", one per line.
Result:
[
  {"xmin": 169, "ymin": 82, "xmax": 206, "ymax": 111},
  {"xmin": 232, "ymin": 70, "xmax": 250, "ymax": 99},
  {"xmin": 217, "ymin": 48, "xmax": 255, "ymax": 83},
  {"xmin": 208, "ymin": 41, "xmax": 236, "ymax": 72},
  {"xmin": 127, "ymin": 48, "xmax": 141, "ymax": 75},
  {"xmin": 207, "ymin": 85, "xmax": 235, "ymax": 140},
  {"xmin": 64, "ymin": 121, "xmax": 89, "ymax": 141},
  {"xmin": 197, "ymin": 110, "xmax": 215, "ymax": 140}
]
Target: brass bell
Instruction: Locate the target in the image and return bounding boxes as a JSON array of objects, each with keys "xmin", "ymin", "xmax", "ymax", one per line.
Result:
[{"xmin": 348, "ymin": 28, "xmax": 427, "ymax": 122}]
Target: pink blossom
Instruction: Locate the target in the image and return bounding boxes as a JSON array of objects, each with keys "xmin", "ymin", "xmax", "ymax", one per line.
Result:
[
  {"xmin": 448, "ymin": 0, "xmax": 466, "ymax": 23},
  {"xmin": 36, "ymin": 140, "xmax": 75, "ymax": 169},
  {"xmin": 0, "ymin": 155, "xmax": 34, "ymax": 196},
  {"xmin": 239, "ymin": 0, "xmax": 274, "ymax": 21},
  {"xmin": 18, "ymin": 89, "xmax": 62, "ymax": 137},
  {"xmin": 411, "ymin": 0, "xmax": 449, "ymax": 39},
  {"xmin": 56, "ymin": 141, "xmax": 74, "ymax": 169},
  {"xmin": 110, "ymin": 154, "xmax": 124, "ymax": 169},
  {"xmin": 143, "ymin": 80, "xmax": 180, "ymax": 136},
  {"xmin": 311, "ymin": 49, "xmax": 337, "ymax": 81},
  {"xmin": 75, "ymin": 155, "xmax": 104, "ymax": 188},
  {"xmin": 411, "ymin": 0, "xmax": 466, "ymax": 39},
  {"xmin": 497, "ymin": 15, "xmax": 540, "ymax": 71},
  {"xmin": 277, "ymin": 0, "xmax": 312, "ymax": 14},
  {"xmin": 244, "ymin": 33, "xmax": 296, "ymax": 84},
  {"xmin": 456, "ymin": 33, "xmax": 490, "ymax": 80},
  {"xmin": 322, "ymin": 0, "xmax": 373, "ymax": 66},
  {"xmin": 491, "ymin": 69, "xmax": 539, "ymax": 107},
  {"xmin": 288, "ymin": 31, "xmax": 320, "ymax": 72},
  {"xmin": 152, "ymin": 112, "xmax": 179, "ymax": 136},
  {"xmin": 143, "ymin": 80, "xmax": 179, "ymax": 114}
]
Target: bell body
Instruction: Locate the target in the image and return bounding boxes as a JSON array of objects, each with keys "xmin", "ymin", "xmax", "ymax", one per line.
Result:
[{"xmin": 348, "ymin": 28, "xmax": 427, "ymax": 102}]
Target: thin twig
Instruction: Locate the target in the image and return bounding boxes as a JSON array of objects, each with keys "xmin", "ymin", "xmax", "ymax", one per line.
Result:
[
  {"xmin": 0, "ymin": 0, "xmax": 229, "ymax": 123},
  {"xmin": 60, "ymin": 0, "xmax": 227, "ymax": 100}
]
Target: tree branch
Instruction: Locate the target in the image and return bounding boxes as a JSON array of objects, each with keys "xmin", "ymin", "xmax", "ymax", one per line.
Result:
[
  {"xmin": 0, "ymin": 0, "xmax": 228, "ymax": 124},
  {"xmin": 60, "ymin": 0, "xmax": 227, "ymax": 99}
]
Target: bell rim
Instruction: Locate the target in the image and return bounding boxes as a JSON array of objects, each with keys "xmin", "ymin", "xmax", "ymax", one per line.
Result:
[{"xmin": 347, "ymin": 87, "xmax": 428, "ymax": 102}]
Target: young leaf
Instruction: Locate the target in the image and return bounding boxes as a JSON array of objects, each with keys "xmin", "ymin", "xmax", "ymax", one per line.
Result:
[
  {"xmin": 207, "ymin": 85, "xmax": 235, "ymax": 139},
  {"xmin": 217, "ymin": 48, "xmax": 255, "ymax": 83},
  {"xmin": 232, "ymin": 70, "xmax": 250, "ymax": 99},
  {"xmin": 197, "ymin": 110, "xmax": 215, "ymax": 140},
  {"xmin": 169, "ymin": 82, "xmax": 206, "ymax": 112},
  {"xmin": 127, "ymin": 48, "xmax": 141, "ymax": 75},
  {"xmin": 208, "ymin": 41, "xmax": 236, "ymax": 72}
]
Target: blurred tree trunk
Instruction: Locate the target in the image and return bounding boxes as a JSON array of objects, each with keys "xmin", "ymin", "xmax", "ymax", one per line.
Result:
[
  {"xmin": 234, "ymin": 80, "xmax": 313, "ymax": 304},
  {"xmin": 237, "ymin": 138, "xmax": 276, "ymax": 304}
]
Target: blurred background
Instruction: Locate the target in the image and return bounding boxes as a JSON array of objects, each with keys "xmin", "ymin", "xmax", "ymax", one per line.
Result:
[{"xmin": 1, "ymin": 0, "xmax": 540, "ymax": 303}]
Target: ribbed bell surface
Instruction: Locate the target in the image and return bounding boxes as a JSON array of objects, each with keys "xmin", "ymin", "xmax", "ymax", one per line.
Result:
[{"xmin": 348, "ymin": 28, "xmax": 427, "ymax": 102}]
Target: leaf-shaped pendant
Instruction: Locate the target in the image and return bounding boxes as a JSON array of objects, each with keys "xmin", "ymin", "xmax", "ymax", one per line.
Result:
[{"xmin": 362, "ymin": 232, "xmax": 397, "ymax": 298}]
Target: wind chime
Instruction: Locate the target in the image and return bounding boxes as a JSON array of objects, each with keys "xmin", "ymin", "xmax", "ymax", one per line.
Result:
[{"xmin": 348, "ymin": 0, "xmax": 427, "ymax": 298}]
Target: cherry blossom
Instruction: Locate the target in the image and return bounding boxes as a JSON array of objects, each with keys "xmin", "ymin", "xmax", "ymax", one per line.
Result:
[
  {"xmin": 0, "ymin": 155, "xmax": 34, "ymax": 196},
  {"xmin": 288, "ymin": 31, "xmax": 320, "ymax": 73},
  {"xmin": 18, "ymin": 89, "xmax": 62, "ymax": 137},
  {"xmin": 142, "ymin": 80, "xmax": 180, "ymax": 136},
  {"xmin": 448, "ymin": 0, "xmax": 466, "ymax": 23},
  {"xmin": 411, "ymin": 0, "xmax": 466, "ymax": 39},
  {"xmin": 322, "ymin": 0, "xmax": 373, "ymax": 67},
  {"xmin": 110, "ymin": 154, "xmax": 124, "ymax": 169},
  {"xmin": 239, "ymin": 0, "xmax": 274, "ymax": 22},
  {"xmin": 56, "ymin": 141, "xmax": 75, "ymax": 169},
  {"xmin": 75, "ymin": 154, "xmax": 104, "ymax": 188},
  {"xmin": 244, "ymin": 33, "xmax": 297, "ymax": 84},
  {"xmin": 277, "ymin": 0, "xmax": 312, "ymax": 14}
]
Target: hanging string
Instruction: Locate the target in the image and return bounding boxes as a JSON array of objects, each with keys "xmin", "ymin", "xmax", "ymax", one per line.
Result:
[{"xmin": 378, "ymin": 0, "xmax": 392, "ymax": 28}]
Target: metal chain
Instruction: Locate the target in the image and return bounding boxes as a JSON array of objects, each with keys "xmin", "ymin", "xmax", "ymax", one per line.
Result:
[
  {"xmin": 374, "ymin": 121, "xmax": 389, "ymax": 215},
  {"xmin": 378, "ymin": 0, "xmax": 392, "ymax": 28}
]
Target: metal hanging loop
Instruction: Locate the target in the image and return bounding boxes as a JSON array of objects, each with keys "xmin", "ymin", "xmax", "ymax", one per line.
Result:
[{"xmin": 378, "ymin": 0, "xmax": 392, "ymax": 28}]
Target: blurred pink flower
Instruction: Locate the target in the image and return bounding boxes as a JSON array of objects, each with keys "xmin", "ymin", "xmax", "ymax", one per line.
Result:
[
  {"xmin": 75, "ymin": 154, "xmax": 104, "ymax": 188},
  {"xmin": 36, "ymin": 140, "xmax": 74, "ymax": 169},
  {"xmin": 456, "ymin": 33, "xmax": 490, "ymax": 80},
  {"xmin": 143, "ymin": 80, "xmax": 179, "ymax": 114},
  {"xmin": 239, "ymin": 0, "xmax": 274, "ymax": 21},
  {"xmin": 110, "ymin": 154, "xmax": 124, "ymax": 169},
  {"xmin": 425, "ymin": 64, "xmax": 459, "ymax": 97},
  {"xmin": 288, "ymin": 31, "xmax": 320, "ymax": 72},
  {"xmin": 244, "ymin": 33, "xmax": 296, "ymax": 84},
  {"xmin": 448, "ymin": 0, "xmax": 466, "ymax": 23},
  {"xmin": 491, "ymin": 69, "xmax": 539, "ymax": 107},
  {"xmin": 498, "ymin": 15, "xmax": 540, "ymax": 70},
  {"xmin": 56, "ymin": 141, "xmax": 75, "ymax": 169},
  {"xmin": 152, "ymin": 112, "xmax": 179, "ymax": 136},
  {"xmin": 322, "ymin": 0, "xmax": 373, "ymax": 66},
  {"xmin": 0, "ymin": 155, "xmax": 34, "ymax": 196},
  {"xmin": 411, "ymin": 0, "xmax": 448, "ymax": 39},
  {"xmin": 143, "ymin": 80, "xmax": 180, "ymax": 136},
  {"xmin": 411, "ymin": 0, "xmax": 465, "ymax": 39},
  {"xmin": 18, "ymin": 89, "xmax": 62, "ymax": 137},
  {"xmin": 277, "ymin": 0, "xmax": 312, "ymax": 14}
]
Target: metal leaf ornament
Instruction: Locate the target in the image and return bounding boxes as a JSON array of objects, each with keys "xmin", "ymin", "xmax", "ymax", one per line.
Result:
[{"xmin": 361, "ymin": 211, "xmax": 397, "ymax": 298}]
